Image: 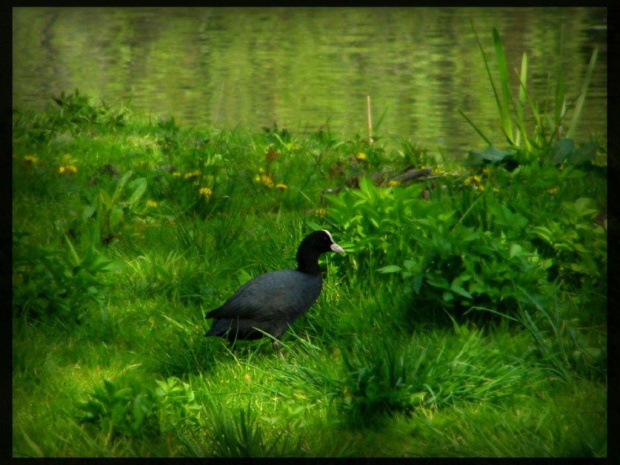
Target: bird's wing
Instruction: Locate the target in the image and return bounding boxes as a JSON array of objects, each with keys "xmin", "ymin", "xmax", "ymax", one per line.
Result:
[{"xmin": 206, "ymin": 271, "xmax": 320, "ymax": 321}]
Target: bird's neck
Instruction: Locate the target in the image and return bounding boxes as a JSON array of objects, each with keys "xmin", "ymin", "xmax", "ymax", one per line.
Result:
[{"xmin": 296, "ymin": 254, "xmax": 322, "ymax": 275}]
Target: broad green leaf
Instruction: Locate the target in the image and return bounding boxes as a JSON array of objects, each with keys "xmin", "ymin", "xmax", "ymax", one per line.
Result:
[
  {"xmin": 567, "ymin": 47, "xmax": 598, "ymax": 139},
  {"xmin": 450, "ymin": 283, "xmax": 472, "ymax": 299},
  {"xmin": 550, "ymin": 138, "xmax": 575, "ymax": 165},
  {"xmin": 413, "ymin": 273, "xmax": 424, "ymax": 294},
  {"xmin": 82, "ymin": 204, "xmax": 97, "ymax": 219},
  {"xmin": 509, "ymin": 243, "xmax": 522, "ymax": 258},
  {"xmin": 493, "ymin": 27, "xmax": 514, "ymax": 144},
  {"xmin": 111, "ymin": 171, "xmax": 133, "ymax": 205},
  {"xmin": 567, "ymin": 142, "xmax": 597, "ymax": 165},
  {"xmin": 64, "ymin": 235, "xmax": 81, "ymax": 266},
  {"xmin": 127, "ymin": 178, "xmax": 147, "ymax": 204},
  {"xmin": 109, "ymin": 205, "xmax": 124, "ymax": 230},
  {"xmin": 377, "ymin": 265, "xmax": 402, "ymax": 274},
  {"xmin": 466, "ymin": 146, "xmax": 514, "ymax": 165}
]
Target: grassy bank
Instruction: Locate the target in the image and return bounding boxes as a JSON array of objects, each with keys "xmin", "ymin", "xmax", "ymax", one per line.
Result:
[{"xmin": 12, "ymin": 88, "xmax": 607, "ymax": 457}]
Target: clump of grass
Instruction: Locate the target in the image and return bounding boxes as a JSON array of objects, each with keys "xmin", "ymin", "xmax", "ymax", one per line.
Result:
[
  {"xmin": 336, "ymin": 321, "xmax": 542, "ymax": 427},
  {"xmin": 205, "ymin": 402, "xmax": 297, "ymax": 457}
]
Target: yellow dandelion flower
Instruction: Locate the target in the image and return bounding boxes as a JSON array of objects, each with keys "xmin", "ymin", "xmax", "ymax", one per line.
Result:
[
  {"xmin": 185, "ymin": 170, "xmax": 201, "ymax": 180},
  {"xmin": 255, "ymin": 171, "xmax": 275, "ymax": 187},
  {"xmin": 431, "ymin": 167, "xmax": 444, "ymax": 176},
  {"xmin": 356, "ymin": 152, "xmax": 367, "ymax": 161},
  {"xmin": 146, "ymin": 199, "xmax": 159, "ymax": 208},
  {"xmin": 388, "ymin": 180, "xmax": 401, "ymax": 187},
  {"xmin": 261, "ymin": 174, "xmax": 274, "ymax": 188},
  {"xmin": 172, "ymin": 171, "xmax": 182, "ymax": 178},
  {"xmin": 58, "ymin": 165, "xmax": 77, "ymax": 174},
  {"xmin": 492, "ymin": 187, "xmax": 500, "ymax": 193},
  {"xmin": 199, "ymin": 187, "xmax": 213, "ymax": 197},
  {"xmin": 477, "ymin": 184, "xmax": 485, "ymax": 192},
  {"xmin": 286, "ymin": 142, "xmax": 300, "ymax": 151},
  {"xmin": 24, "ymin": 155, "xmax": 40, "ymax": 164},
  {"xmin": 548, "ymin": 187, "xmax": 559, "ymax": 195},
  {"xmin": 276, "ymin": 183, "xmax": 288, "ymax": 190},
  {"xmin": 471, "ymin": 175, "xmax": 481, "ymax": 185},
  {"xmin": 316, "ymin": 208, "xmax": 327, "ymax": 217},
  {"xmin": 482, "ymin": 167, "xmax": 489, "ymax": 176},
  {"xmin": 463, "ymin": 176, "xmax": 472, "ymax": 186}
]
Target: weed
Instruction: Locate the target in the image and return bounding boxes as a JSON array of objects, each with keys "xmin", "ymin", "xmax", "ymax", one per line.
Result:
[
  {"xmin": 81, "ymin": 170, "xmax": 148, "ymax": 245},
  {"xmin": 206, "ymin": 402, "xmax": 297, "ymax": 457},
  {"xmin": 13, "ymin": 232, "xmax": 123, "ymax": 321},
  {"xmin": 77, "ymin": 379, "xmax": 160, "ymax": 442}
]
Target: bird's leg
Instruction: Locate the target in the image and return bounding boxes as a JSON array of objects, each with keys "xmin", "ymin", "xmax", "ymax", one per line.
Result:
[{"xmin": 272, "ymin": 340, "xmax": 285, "ymax": 359}]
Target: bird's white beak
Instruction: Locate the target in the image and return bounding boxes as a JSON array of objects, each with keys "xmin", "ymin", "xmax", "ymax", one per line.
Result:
[{"xmin": 330, "ymin": 242, "xmax": 345, "ymax": 254}]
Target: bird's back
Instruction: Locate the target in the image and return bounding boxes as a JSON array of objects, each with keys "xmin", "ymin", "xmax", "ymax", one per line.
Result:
[{"xmin": 206, "ymin": 269, "xmax": 322, "ymax": 340}]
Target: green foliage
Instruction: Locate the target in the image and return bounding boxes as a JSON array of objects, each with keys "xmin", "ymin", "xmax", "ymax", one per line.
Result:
[
  {"xmin": 530, "ymin": 197, "xmax": 606, "ymax": 290},
  {"xmin": 518, "ymin": 300, "xmax": 606, "ymax": 382},
  {"xmin": 338, "ymin": 325, "xmax": 538, "ymax": 427},
  {"xmin": 206, "ymin": 403, "xmax": 296, "ymax": 457},
  {"xmin": 461, "ymin": 26, "xmax": 600, "ymax": 166},
  {"xmin": 82, "ymin": 170, "xmax": 148, "ymax": 244},
  {"xmin": 328, "ymin": 176, "xmax": 556, "ymax": 322},
  {"xmin": 155, "ymin": 377, "xmax": 203, "ymax": 431},
  {"xmin": 14, "ymin": 90, "xmax": 130, "ymax": 144},
  {"xmin": 50, "ymin": 89, "xmax": 130, "ymax": 130},
  {"xmin": 13, "ymin": 232, "xmax": 123, "ymax": 321},
  {"xmin": 78, "ymin": 379, "xmax": 160, "ymax": 441},
  {"xmin": 327, "ymin": 176, "xmax": 431, "ymax": 270}
]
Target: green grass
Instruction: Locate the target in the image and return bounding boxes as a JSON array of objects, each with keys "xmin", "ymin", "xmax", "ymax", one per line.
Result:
[{"xmin": 12, "ymin": 29, "xmax": 607, "ymax": 456}]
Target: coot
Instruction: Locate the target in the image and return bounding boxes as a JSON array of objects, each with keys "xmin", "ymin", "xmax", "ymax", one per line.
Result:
[{"xmin": 205, "ymin": 230, "xmax": 344, "ymax": 351}]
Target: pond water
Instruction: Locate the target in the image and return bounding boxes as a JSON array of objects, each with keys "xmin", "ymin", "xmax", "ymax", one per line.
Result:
[{"xmin": 13, "ymin": 7, "xmax": 607, "ymax": 158}]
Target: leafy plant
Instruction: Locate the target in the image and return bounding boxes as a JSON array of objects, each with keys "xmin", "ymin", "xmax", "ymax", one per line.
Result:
[
  {"xmin": 82, "ymin": 170, "xmax": 147, "ymax": 244},
  {"xmin": 326, "ymin": 176, "xmax": 432, "ymax": 271},
  {"xmin": 51, "ymin": 89, "xmax": 129, "ymax": 130},
  {"xmin": 78, "ymin": 379, "xmax": 160, "ymax": 441},
  {"xmin": 155, "ymin": 377, "xmax": 203, "ymax": 432},
  {"xmin": 529, "ymin": 197, "xmax": 606, "ymax": 313},
  {"xmin": 13, "ymin": 233, "xmax": 123, "ymax": 321},
  {"xmin": 460, "ymin": 26, "xmax": 599, "ymax": 166},
  {"xmin": 382, "ymin": 214, "xmax": 555, "ymax": 321},
  {"xmin": 328, "ymin": 176, "xmax": 555, "ymax": 322}
]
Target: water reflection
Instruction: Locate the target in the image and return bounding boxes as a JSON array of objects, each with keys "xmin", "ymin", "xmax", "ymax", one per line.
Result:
[{"xmin": 13, "ymin": 7, "xmax": 606, "ymax": 158}]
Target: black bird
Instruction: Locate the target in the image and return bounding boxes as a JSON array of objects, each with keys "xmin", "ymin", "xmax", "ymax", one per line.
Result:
[{"xmin": 205, "ymin": 230, "xmax": 344, "ymax": 352}]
